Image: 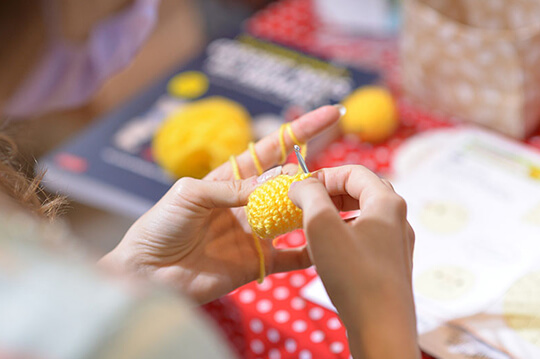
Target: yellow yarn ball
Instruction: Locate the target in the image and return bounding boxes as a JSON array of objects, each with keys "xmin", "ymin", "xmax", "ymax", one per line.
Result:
[
  {"xmin": 247, "ymin": 173, "xmax": 311, "ymax": 240},
  {"xmin": 152, "ymin": 96, "xmax": 252, "ymax": 179},
  {"xmin": 340, "ymin": 86, "xmax": 398, "ymax": 143}
]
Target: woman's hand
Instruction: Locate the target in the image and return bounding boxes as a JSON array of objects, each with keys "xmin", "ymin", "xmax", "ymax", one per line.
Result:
[
  {"xmin": 288, "ymin": 165, "xmax": 420, "ymax": 359},
  {"xmin": 98, "ymin": 105, "xmax": 341, "ymax": 304}
]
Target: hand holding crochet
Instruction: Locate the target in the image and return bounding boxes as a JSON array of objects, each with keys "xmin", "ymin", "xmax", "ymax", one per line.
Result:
[
  {"xmin": 98, "ymin": 106, "xmax": 341, "ymax": 304},
  {"xmin": 288, "ymin": 165, "xmax": 419, "ymax": 359}
]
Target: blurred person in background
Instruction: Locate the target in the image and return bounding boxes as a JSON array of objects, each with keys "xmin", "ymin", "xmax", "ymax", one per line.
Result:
[{"xmin": 0, "ymin": 1, "xmax": 420, "ymax": 358}]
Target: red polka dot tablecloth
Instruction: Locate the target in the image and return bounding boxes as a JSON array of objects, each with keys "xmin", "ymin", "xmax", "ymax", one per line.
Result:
[
  {"xmin": 201, "ymin": 1, "xmax": 540, "ymax": 358},
  {"xmin": 205, "ymin": 233, "xmax": 353, "ymax": 359}
]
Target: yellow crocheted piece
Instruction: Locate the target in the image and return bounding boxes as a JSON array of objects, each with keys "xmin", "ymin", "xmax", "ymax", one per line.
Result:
[
  {"xmin": 246, "ymin": 173, "xmax": 310, "ymax": 240},
  {"xmin": 229, "ymin": 122, "xmax": 307, "ymax": 283}
]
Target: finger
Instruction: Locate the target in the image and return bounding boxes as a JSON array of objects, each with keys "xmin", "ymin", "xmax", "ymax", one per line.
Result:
[
  {"xmin": 270, "ymin": 246, "xmax": 312, "ymax": 274},
  {"xmin": 168, "ymin": 176, "xmax": 258, "ymax": 210},
  {"xmin": 282, "ymin": 163, "xmax": 300, "ymax": 176},
  {"xmin": 380, "ymin": 178, "xmax": 396, "ymax": 191},
  {"xmin": 406, "ymin": 221, "xmax": 415, "ymax": 255},
  {"xmin": 330, "ymin": 194, "xmax": 360, "ymax": 212},
  {"xmin": 255, "ymin": 163, "xmax": 298, "ymax": 185},
  {"xmin": 206, "ymin": 105, "xmax": 341, "ymax": 180},
  {"xmin": 256, "ymin": 166, "xmax": 283, "ymax": 184},
  {"xmin": 288, "ymin": 177, "xmax": 348, "ymax": 246},
  {"xmin": 313, "ymin": 166, "xmax": 404, "ymax": 221}
]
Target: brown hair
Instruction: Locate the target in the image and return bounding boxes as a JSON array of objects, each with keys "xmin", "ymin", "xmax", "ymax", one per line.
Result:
[
  {"xmin": 0, "ymin": 0, "xmax": 45, "ymax": 104},
  {"xmin": 0, "ymin": 129, "xmax": 65, "ymax": 219}
]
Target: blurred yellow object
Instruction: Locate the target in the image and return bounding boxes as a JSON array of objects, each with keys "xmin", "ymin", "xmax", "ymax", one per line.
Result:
[
  {"xmin": 167, "ymin": 71, "xmax": 209, "ymax": 99},
  {"xmin": 529, "ymin": 165, "xmax": 540, "ymax": 180},
  {"xmin": 153, "ymin": 96, "xmax": 252, "ymax": 178},
  {"xmin": 340, "ymin": 86, "xmax": 398, "ymax": 143}
]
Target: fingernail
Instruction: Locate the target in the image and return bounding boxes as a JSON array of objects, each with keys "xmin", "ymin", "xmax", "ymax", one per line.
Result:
[
  {"xmin": 333, "ymin": 104, "xmax": 346, "ymax": 117},
  {"xmin": 248, "ymin": 175, "xmax": 259, "ymax": 186},
  {"xmin": 257, "ymin": 166, "xmax": 282, "ymax": 184},
  {"xmin": 289, "ymin": 181, "xmax": 299, "ymax": 191}
]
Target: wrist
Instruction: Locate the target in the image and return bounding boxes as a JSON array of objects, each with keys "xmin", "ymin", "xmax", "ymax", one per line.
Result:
[
  {"xmin": 336, "ymin": 279, "xmax": 419, "ymax": 359},
  {"xmin": 97, "ymin": 243, "xmax": 137, "ymax": 276}
]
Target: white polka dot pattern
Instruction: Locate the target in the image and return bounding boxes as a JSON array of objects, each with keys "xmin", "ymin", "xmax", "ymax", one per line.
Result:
[
  {"xmin": 269, "ymin": 348, "xmax": 281, "ymax": 359},
  {"xmin": 310, "ymin": 330, "xmax": 325, "ymax": 343},
  {"xmin": 327, "ymin": 317, "xmax": 342, "ymax": 330},
  {"xmin": 239, "ymin": 289, "xmax": 255, "ymax": 303},
  {"xmin": 257, "ymin": 277, "xmax": 273, "ymax": 291},
  {"xmin": 402, "ymin": 0, "xmax": 540, "ymax": 139},
  {"xmin": 309, "ymin": 307, "xmax": 324, "ymax": 321},
  {"xmin": 273, "ymin": 286, "xmax": 290, "ymax": 300},
  {"xmin": 285, "ymin": 338, "xmax": 297, "ymax": 353},
  {"xmin": 231, "ymin": 260, "xmax": 349, "ymax": 357},
  {"xmin": 267, "ymin": 328, "xmax": 281, "ymax": 343},
  {"xmin": 274, "ymin": 310, "xmax": 290, "ymax": 323},
  {"xmin": 292, "ymin": 320, "xmax": 308, "ymax": 333},
  {"xmin": 290, "ymin": 273, "xmax": 306, "ymax": 287},
  {"xmin": 256, "ymin": 299, "xmax": 273, "ymax": 313},
  {"xmin": 250, "ymin": 339, "xmax": 265, "ymax": 354},
  {"xmin": 291, "ymin": 297, "xmax": 306, "ymax": 310},
  {"xmin": 330, "ymin": 341, "xmax": 345, "ymax": 354},
  {"xmin": 250, "ymin": 319, "xmax": 264, "ymax": 333}
]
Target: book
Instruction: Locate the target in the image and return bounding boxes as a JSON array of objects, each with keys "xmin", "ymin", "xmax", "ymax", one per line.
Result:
[{"xmin": 39, "ymin": 33, "xmax": 378, "ymax": 218}]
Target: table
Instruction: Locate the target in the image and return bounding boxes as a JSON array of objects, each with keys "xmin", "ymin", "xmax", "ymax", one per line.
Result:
[
  {"xmin": 26, "ymin": 0, "xmax": 540, "ymax": 357},
  {"xmin": 204, "ymin": 1, "xmax": 540, "ymax": 357},
  {"xmin": 200, "ymin": 1, "xmax": 445, "ymax": 358}
]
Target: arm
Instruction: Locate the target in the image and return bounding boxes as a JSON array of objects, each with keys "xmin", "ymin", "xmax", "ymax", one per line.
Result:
[{"xmin": 289, "ymin": 165, "xmax": 420, "ymax": 359}]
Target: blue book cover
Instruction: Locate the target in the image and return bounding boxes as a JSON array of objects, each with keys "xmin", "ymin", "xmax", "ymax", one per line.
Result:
[{"xmin": 40, "ymin": 33, "xmax": 379, "ymax": 218}]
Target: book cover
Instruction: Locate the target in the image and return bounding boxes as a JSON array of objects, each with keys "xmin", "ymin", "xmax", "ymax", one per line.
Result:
[{"xmin": 40, "ymin": 33, "xmax": 379, "ymax": 218}]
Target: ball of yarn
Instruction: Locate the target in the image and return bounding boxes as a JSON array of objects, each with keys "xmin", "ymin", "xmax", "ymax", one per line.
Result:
[
  {"xmin": 340, "ymin": 86, "xmax": 398, "ymax": 143},
  {"xmin": 152, "ymin": 96, "xmax": 252, "ymax": 178},
  {"xmin": 247, "ymin": 173, "xmax": 311, "ymax": 240}
]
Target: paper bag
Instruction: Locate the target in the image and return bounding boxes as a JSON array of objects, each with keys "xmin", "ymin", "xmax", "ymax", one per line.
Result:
[{"xmin": 401, "ymin": 0, "xmax": 540, "ymax": 138}]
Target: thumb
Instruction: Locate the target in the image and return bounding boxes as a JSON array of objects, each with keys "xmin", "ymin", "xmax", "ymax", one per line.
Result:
[
  {"xmin": 168, "ymin": 176, "xmax": 259, "ymax": 209},
  {"xmin": 288, "ymin": 177, "xmax": 344, "ymax": 236}
]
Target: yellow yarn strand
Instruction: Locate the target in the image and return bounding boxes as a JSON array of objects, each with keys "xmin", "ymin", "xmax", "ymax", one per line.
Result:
[
  {"xmin": 278, "ymin": 125, "xmax": 288, "ymax": 164},
  {"xmin": 248, "ymin": 142, "xmax": 264, "ymax": 175},
  {"xmin": 251, "ymin": 233, "xmax": 266, "ymax": 284},
  {"xmin": 229, "ymin": 152, "xmax": 266, "ymax": 284},
  {"xmin": 228, "ymin": 123, "xmax": 309, "ymax": 284},
  {"xmin": 229, "ymin": 155, "xmax": 241, "ymax": 180},
  {"xmin": 285, "ymin": 124, "xmax": 307, "ymax": 159},
  {"xmin": 279, "ymin": 123, "xmax": 307, "ymax": 166}
]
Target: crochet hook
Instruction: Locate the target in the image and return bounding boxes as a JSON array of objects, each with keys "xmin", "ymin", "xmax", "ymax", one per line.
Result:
[{"xmin": 294, "ymin": 145, "xmax": 309, "ymax": 174}]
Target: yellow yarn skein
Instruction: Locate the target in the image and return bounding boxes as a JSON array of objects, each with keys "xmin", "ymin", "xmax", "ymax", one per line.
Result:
[
  {"xmin": 340, "ymin": 86, "xmax": 398, "ymax": 143},
  {"xmin": 247, "ymin": 173, "xmax": 311, "ymax": 240},
  {"xmin": 153, "ymin": 96, "xmax": 252, "ymax": 179}
]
